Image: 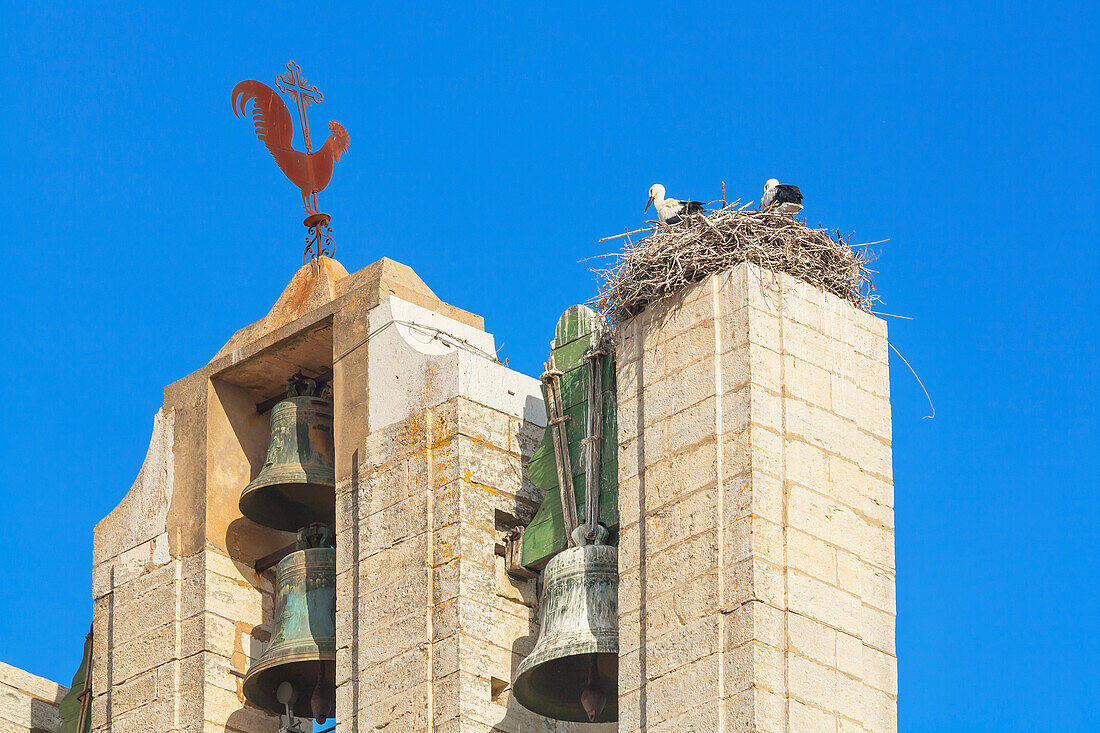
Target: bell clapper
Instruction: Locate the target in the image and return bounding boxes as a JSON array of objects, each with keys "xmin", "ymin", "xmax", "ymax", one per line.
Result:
[
  {"xmin": 311, "ymin": 662, "xmax": 334, "ymax": 723},
  {"xmin": 276, "ymin": 681, "xmax": 304, "ymax": 732},
  {"xmin": 580, "ymin": 653, "xmax": 607, "ymax": 723},
  {"xmin": 276, "ymin": 680, "xmax": 296, "ymax": 718}
]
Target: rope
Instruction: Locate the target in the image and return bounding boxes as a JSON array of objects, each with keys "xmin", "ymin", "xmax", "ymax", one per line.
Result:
[
  {"xmin": 582, "ymin": 337, "xmax": 608, "ymax": 542},
  {"xmin": 541, "ymin": 355, "xmax": 579, "ymax": 544}
]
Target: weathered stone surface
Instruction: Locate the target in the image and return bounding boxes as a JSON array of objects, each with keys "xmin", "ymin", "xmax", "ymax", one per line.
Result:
[
  {"xmin": 340, "ymin": 398, "xmax": 603, "ymax": 732},
  {"xmin": 335, "ymin": 289, "xmax": 618, "ymax": 731},
  {"xmin": 93, "ymin": 408, "xmax": 174, "ymax": 566},
  {"xmin": 616, "ymin": 263, "xmax": 896, "ymax": 732},
  {"xmin": 214, "ymin": 257, "xmax": 483, "ymax": 363},
  {"xmin": 0, "ymin": 661, "xmax": 66, "ymax": 733},
  {"xmin": 92, "ymin": 259, "xmax": 492, "ymax": 732}
]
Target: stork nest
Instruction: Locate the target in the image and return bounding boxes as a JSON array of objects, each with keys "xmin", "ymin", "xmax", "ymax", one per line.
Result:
[{"xmin": 593, "ymin": 200, "xmax": 880, "ymax": 325}]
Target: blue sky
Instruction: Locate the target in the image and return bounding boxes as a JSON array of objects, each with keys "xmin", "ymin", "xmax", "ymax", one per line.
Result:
[{"xmin": 0, "ymin": 1, "xmax": 1097, "ymax": 730}]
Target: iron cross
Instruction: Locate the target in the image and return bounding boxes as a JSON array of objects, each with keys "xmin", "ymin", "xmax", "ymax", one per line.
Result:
[{"xmin": 275, "ymin": 61, "xmax": 324, "ymax": 154}]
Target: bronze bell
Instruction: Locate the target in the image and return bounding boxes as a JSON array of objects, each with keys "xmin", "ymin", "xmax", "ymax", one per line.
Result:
[
  {"xmin": 240, "ymin": 373, "xmax": 336, "ymax": 532},
  {"xmin": 513, "ymin": 540, "xmax": 619, "ymax": 723},
  {"xmin": 243, "ymin": 524, "xmax": 337, "ymax": 723}
]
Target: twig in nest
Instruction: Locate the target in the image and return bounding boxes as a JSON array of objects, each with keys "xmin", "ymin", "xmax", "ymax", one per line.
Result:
[
  {"xmin": 598, "ymin": 226, "xmax": 656, "ymax": 243},
  {"xmin": 592, "ymin": 197, "xmax": 880, "ymax": 326}
]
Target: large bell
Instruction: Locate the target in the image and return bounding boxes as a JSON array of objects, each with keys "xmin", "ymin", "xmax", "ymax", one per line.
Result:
[
  {"xmin": 243, "ymin": 525, "xmax": 337, "ymax": 723},
  {"xmin": 513, "ymin": 542, "xmax": 619, "ymax": 723},
  {"xmin": 240, "ymin": 374, "xmax": 335, "ymax": 532}
]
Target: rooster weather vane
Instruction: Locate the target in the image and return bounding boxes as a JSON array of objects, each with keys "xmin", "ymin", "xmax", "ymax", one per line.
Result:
[{"xmin": 233, "ymin": 62, "xmax": 350, "ymax": 264}]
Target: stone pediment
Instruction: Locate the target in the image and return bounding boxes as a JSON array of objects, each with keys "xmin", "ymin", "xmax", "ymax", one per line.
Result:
[{"xmin": 212, "ymin": 256, "xmax": 482, "ymax": 363}]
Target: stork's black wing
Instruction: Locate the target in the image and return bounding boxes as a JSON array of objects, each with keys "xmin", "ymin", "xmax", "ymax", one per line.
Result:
[
  {"xmin": 774, "ymin": 185, "xmax": 802, "ymax": 205},
  {"xmin": 683, "ymin": 200, "xmax": 705, "ymax": 215}
]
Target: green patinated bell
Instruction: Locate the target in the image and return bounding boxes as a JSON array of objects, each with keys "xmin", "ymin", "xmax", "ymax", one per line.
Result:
[
  {"xmin": 240, "ymin": 391, "xmax": 335, "ymax": 532},
  {"xmin": 513, "ymin": 543, "xmax": 619, "ymax": 723},
  {"xmin": 243, "ymin": 528, "xmax": 336, "ymax": 723}
]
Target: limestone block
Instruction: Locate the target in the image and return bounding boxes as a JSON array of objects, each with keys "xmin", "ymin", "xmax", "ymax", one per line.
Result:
[
  {"xmin": 112, "ymin": 621, "xmax": 177, "ymax": 685},
  {"xmin": 788, "ymin": 697, "xmax": 835, "ymax": 733},
  {"xmin": 108, "ymin": 694, "xmax": 174, "ymax": 733},
  {"xmin": 788, "ymin": 612, "xmax": 838, "ymax": 670},
  {"xmin": 788, "ymin": 527, "xmax": 838, "ymax": 585},
  {"xmin": 861, "ymin": 603, "xmax": 897, "ymax": 656},
  {"xmin": 110, "ymin": 667, "xmax": 157, "ymax": 718},
  {"xmin": 0, "ymin": 662, "xmax": 66, "ymax": 733}
]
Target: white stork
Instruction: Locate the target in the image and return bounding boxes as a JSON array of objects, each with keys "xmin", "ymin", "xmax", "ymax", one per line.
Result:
[
  {"xmin": 761, "ymin": 179, "xmax": 803, "ymax": 214},
  {"xmin": 645, "ymin": 183, "xmax": 704, "ymax": 225}
]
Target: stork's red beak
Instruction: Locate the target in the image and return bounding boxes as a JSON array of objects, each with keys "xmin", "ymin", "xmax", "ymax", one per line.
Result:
[{"xmin": 645, "ymin": 196, "xmax": 654, "ymax": 213}]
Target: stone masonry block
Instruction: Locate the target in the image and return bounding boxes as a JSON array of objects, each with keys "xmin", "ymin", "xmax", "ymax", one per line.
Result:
[
  {"xmin": 789, "ymin": 653, "xmax": 841, "ymax": 716},
  {"xmin": 646, "ymin": 615, "xmax": 720, "ymax": 680},
  {"xmin": 788, "ymin": 571, "xmax": 863, "ymax": 639},
  {"xmin": 788, "ymin": 612, "xmax": 838, "ymax": 670}
]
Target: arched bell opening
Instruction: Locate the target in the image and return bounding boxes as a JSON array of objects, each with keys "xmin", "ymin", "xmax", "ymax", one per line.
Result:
[{"xmin": 230, "ymin": 371, "xmax": 338, "ymax": 728}]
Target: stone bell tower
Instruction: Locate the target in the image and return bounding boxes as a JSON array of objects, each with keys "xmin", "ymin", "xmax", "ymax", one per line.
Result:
[
  {"xmin": 614, "ymin": 263, "xmax": 897, "ymax": 732},
  {"xmin": 89, "ymin": 256, "xmax": 564, "ymax": 732},
  {"xmin": 87, "ymin": 255, "xmax": 895, "ymax": 732}
]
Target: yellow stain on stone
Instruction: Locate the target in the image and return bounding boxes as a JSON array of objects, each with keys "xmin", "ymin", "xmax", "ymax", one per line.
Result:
[{"xmin": 462, "ymin": 468, "xmax": 504, "ymax": 496}]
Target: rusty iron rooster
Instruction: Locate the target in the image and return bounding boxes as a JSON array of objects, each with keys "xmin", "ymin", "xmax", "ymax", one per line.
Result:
[{"xmin": 232, "ymin": 76, "xmax": 350, "ymax": 214}]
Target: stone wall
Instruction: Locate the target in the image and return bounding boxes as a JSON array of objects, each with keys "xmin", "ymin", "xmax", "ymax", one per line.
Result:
[
  {"xmin": 337, "ymin": 397, "xmax": 565, "ymax": 731},
  {"xmin": 90, "ymin": 383, "xmax": 285, "ymax": 733},
  {"xmin": 90, "ymin": 405, "xmax": 192, "ymax": 733},
  {"xmin": 615, "ymin": 263, "xmax": 896, "ymax": 732},
  {"xmin": 0, "ymin": 662, "xmax": 66, "ymax": 733}
]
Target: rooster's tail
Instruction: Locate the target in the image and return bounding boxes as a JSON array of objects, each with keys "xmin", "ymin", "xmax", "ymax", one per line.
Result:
[{"xmin": 232, "ymin": 79, "xmax": 294, "ymax": 153}]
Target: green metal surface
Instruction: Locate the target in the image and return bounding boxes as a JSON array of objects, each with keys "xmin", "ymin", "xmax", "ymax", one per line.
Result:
[
  {"xmin": 242, "ymin": 544, "xmax": 337, "ymax": 722},
  {"xmin": 57, "ymin": 631, "xmax": 92, "ymax": 733},
  {"xmin": 512, "ymin": 543, "xmax": 619, "ymax": 722},
  {"xmin": 239, "ymin": 393, "xmax": 336, "ymax": 532},
  {"xmin": 520, "ymin": 305, "xmax": 619, "ymax": 569}
]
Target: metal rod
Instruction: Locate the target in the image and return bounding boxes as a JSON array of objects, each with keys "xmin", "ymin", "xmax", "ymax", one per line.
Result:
[{"xmin": 253, "ymin": 541, "xmax": 297, "ymax": 573}]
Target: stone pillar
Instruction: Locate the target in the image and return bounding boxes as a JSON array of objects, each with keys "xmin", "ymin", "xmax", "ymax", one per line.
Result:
[
  {"xmin": 616, "ymin": 263, "xmax": 896, "ymax": 732},
  {"xmin": 0, "ymin": 661, "xmax": 67, "ymax": 732},
  {"xmin": 334, "ymin": 296, "xmax": 605, "ymax": 732}
]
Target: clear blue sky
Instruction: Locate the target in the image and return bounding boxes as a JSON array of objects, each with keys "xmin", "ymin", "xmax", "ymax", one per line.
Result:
[{"xmin": 0, "ymin": 2, "xmax": 1096, "ymax": 730}]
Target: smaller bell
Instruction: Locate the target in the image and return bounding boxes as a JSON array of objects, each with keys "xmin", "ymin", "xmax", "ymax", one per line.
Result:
[
  {"xmin": 240, "ymin": 373, "xmax": 335, "ymax": 532},
  {"xmin": 513, "ymin": 542, "xmax": 619, "ymax": 723},
  {"xmin": 243, "ymin": 524, "xmax": 336, "ymax": 723}
]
